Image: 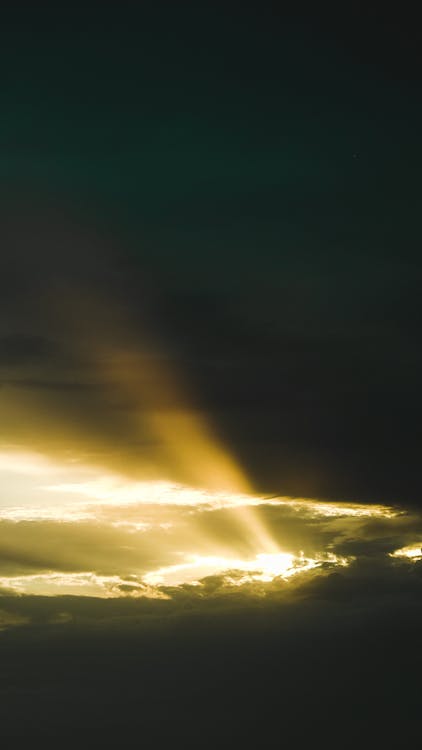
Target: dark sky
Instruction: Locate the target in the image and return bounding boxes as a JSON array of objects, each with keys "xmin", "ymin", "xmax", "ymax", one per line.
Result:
[
  {"xmin": 1, "ymin": 5, "xmax": 422, "ymax": 746},
  {"xmin": 1, "ymin": 3, "xmax": 421, "ymax": 502},
  {"xmin": 1, "ymin": 3, "xmax": 422, "ymax": 505}
]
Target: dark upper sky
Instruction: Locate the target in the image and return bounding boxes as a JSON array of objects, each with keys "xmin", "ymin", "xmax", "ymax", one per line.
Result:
[{"xmin": 1, "ymin": 2, "xmax": 422, "ymax": 504}]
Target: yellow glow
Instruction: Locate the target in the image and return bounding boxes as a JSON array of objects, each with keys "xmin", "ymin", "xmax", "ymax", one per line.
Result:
[
  {"xmin": 0, "ymin": 446, "xmax": 397, "ymax": 600},
  {"xmin": 0, "ymin": 449, "xmax": 61, "ymax": 475},
  {"xmin": 0, "ymin": 448, "xmax": 399, "ymax": 528},
  {"xmin": 266, "ymin": 497, "xmax": 399, "ymax": 519},
  {"xmin": 143, "ymin": 550, "xmax": 349, "ymax": 587},
  {"xmin": 0, "ymin": 572, "xmax": 169, "ymax": 599},
  {"xmin": 52, "ymin": 290, "xmax": 251, "ymax": 494},
  {"xmin": 0, "ymin": 269, "xmax": 411, "ymax": 610},
  {"xmin": 40, "ymin": 290, "xmax": 280, "ymax": 563},
  {"xmin": 390, "ymin": 544, "xmax": 422, "ymax": 561},
  {"xmin": 0, "ymin": 282, "xmax": 398, "ymax": 582},
  {"xmin": 44, "ymin": 477, "xmax": 262, "ymax": 508},
  {"xmin": 0, "ymin": 550, "xmax": 350, "ymax": 597},
  {"xmin": 41, "ymin": 472, "xmax": 399, "ymax": 518}
]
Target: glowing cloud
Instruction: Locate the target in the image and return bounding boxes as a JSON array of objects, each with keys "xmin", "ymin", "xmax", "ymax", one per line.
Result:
[
  {"xmin": 0, "ymin": 446, "xmax": 406, "ymax": 600},
  {"xmin": 143, "ymin": 550, "xmax": 350, "ymax": 587},
  {"xmin": 0, "ymin": 572, "xmax": 169, "ymax": 599},
  {"xmin": 390, "ymin": 544, "xmax": 422, "ymax": 561}
]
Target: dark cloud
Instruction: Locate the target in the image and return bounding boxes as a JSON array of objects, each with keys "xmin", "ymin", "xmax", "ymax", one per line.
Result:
[
  {"xmin": 1, "ymin": 550, "xmax": 422, "ymax": 745},
  {"xmin": 0, "ymin": 334, "xmax": 59, "ymax": 365}
]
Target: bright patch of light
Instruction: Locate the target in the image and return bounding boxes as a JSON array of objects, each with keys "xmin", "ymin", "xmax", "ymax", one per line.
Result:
[
  {"xmin": 269, "ymin": 497, "xmax": 399, "ymax": 519},
  {"xmin": 0, "ymin": 572, "xmax": 169, "ymax": 599},
  {"xmin": 44, "ymin": 476, "xmax": 399, "ymax": 518},
  {"xmin": 0, "ymin": 505, "xmax": 93, "ymax": 522},
  {"xmin": 143, "ymin": 550, "xmax": 349, "ymax": 587},
  {"xmin": 44, "ymin": 478, "xmax": 267, "ymax": 509},
  {"xmin": 390, "ymin": 544, "xmax": 422, "ymax": 561},
  {"xmin": 0, "ymin": 448, "xmax": 63, "ymax": 476},
  {"xmin": 0, "ymin": 448, "xmax": 398, "ymax": 521}
]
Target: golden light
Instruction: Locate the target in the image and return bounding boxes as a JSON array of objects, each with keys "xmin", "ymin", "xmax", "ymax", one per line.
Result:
[
  {"xmin": 265, "ymin": 497, "xmax": 399, "ymax": 519},
  {"xmin": 143, "ymin": 550, "xmax": 349, "ymax": 587},
  {"xmin": 0, "ymin": 444, "xmax": 398, "ymax": 599},
  {"xmin": 390, "ymin": 544, "xmax": 422, "ymax": 561},
  {"xmin": 1, "ymin": 283, "xmax": 400, "ymax": 597},
  {"xmin": 0, "ymin": 572, "xmax": 170, "ymax": 599}
]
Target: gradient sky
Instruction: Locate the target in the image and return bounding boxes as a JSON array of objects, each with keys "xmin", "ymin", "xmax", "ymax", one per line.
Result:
[
  {"xmin": 1, "ymin": 3, "xmax": 422, "ymax": 747},
  {"xmin": 1, "ymin": 4, "xmax": 422, "ymax": 504}
]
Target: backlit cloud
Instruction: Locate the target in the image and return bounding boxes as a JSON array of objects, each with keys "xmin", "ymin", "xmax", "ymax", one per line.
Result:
[{"xmin": 0, "ymin": 447, "xmax": 420, "ymax": 611}]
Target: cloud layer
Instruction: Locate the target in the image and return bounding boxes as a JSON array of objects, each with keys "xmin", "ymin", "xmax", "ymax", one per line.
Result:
[{"xmin": 1, "ymin": 459, "xmax": 421, "ymax": 625}]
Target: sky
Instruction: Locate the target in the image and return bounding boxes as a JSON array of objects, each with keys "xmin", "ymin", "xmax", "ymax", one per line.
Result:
[{"xmin": 1, "ymin": 3, "xmax": 422, "ymax": 746}]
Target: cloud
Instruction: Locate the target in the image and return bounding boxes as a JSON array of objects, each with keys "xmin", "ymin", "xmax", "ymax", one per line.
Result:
[
  {"xmin": 0, "ymin": 489, "xmax": 421, "ymax": 616},
  {"xmin": 0, "ymin": 608, "xmax": 29, "ymax": 631}
]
